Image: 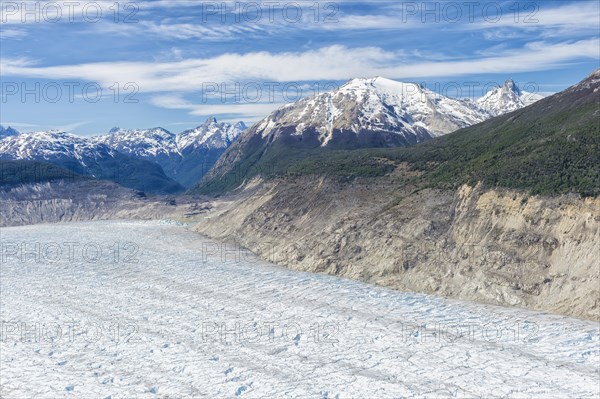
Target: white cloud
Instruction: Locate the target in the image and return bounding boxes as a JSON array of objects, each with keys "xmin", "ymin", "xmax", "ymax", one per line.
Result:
[
  {"xmin": 97, "ymin": 20, "xmax": 268, "ymax": 41},
  {"xmin": 386, "ymin": 39, "xmax": 599, "ymax": 77},
  {"xmin": 472, "ymin": 1, "xmax": 600, "ymax": 31},
  {"xmin": 2, "ymin": 39, "xmax": 598, "ymax": 120},
  {"xmin": 0, "ymin": 27, "xmax": 27, "ymax": 39},
  {"xmin": 0, "ymin": 0, "xmax": 418, "ymax": 42},
  {"xmin": 0, "ymin": 120, "xmax": 90, "ymax": 133},
  {"xmin": 4, "ymin": 1, "xmax": 597, "ymax": 44},
  {"xmin": 149, "ymin": 95, "xmax": 283, "ymax": 122},
  {"xmin": 3, "ymin": 40, "xmax": 598, "ymax": 87},
  {"xmin": 0, "ymin": 45, "xmax": 393, "ymax": 91},
  {"xmin": 0, "ymin": 0, "xmax": 119, "ymax": 24}
]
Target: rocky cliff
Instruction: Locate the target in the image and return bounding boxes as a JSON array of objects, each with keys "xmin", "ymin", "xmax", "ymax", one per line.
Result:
[
  {"xmin": 192, "ymin": 178, "xmax": 600, "ymax": 321},
  {"xmin": 0, "ymin": 180, "xmax": 184, "ymax": 227}
]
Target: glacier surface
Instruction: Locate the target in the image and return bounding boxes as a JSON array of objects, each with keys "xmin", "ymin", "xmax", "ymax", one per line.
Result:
[{"xmin": 1, "ymin": 221, "xmax": 598, "ymax": 398}]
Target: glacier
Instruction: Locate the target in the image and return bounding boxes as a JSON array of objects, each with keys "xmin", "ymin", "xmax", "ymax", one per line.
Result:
[{"xmin": 1, "ymin": 221, "xmax": 598, "ymax": 398}]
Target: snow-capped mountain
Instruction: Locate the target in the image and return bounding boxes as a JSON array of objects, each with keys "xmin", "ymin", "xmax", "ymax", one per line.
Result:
[
  {"xmin": 477, "ymin": 79, "xmax": 545, "ymax": 117},
  {"xmin": 172, "ymin": 118, "xmax": 247, "ymax": 187},
  {"xmin": 203, "ymin": 77, "xmax": 545, "ymax": 187},
  {"xmin": 93, "ymin": 127, "xmax": 183, "ymax": 187},
  {"xmin": 93, "ymin": 117, "xmax": 246, "ymax": 187},
  {"xmin": 98, "ymin": 127, "xmax": 180, "ymax": 159},
  {"xmin": 250, "ymin": 77, "xmax": 490, "ymax": 149},
  {"xmin": 0, "ymin": 125, "xmax": 20, "ymax": 139},
  {"xmin": 0, "ymin": 130, "xmax": 113, "ymax": 162},
  {"xmin": 95, "ymin": 118, "xmax": 246, "ymax": 159},
  {"xmin": 244, "ymin": 77, "xmax": 545, "ymax": 151},
  {"xmin": 177, "ymin": 117, "xmax": 246, "ymax": 151},
  {"xmin": 0, "ymin": 130, "xmax": 183, "ymax": 194},
  {"xmin": 0, "ymin": 118, "xmax": 244, "ymax": 190}
]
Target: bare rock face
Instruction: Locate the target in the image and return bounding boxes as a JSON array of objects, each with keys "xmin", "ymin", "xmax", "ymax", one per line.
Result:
[
  {"xmin": 0, "ymin": 180, "xmax": 185, "ymax": 227},
  {"xmin": 192, "ymin": 178, "xmax": 600, "ymax": 321},
  {"xmin": 476, "ymin": 79, "xmax": 545, "ymax": 117}
]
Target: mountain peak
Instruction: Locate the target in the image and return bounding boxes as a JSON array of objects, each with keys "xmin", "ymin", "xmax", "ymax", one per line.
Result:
[
  {"xmin": 0, "ymin": 125, "xmax": 20, "ymax": 138},
  {"xmin": 343, "ymin": 76, "xmax": 416, "ymax": 88},
  {"xmin": 372, "ymin": 76, "xmax": 401, "ymax": 85},
  {"xmin": 570, "ymin": 68, "xmax": 600, "ymax": 92},
  {"xmin": 107, "ymin": 126, "xmax": 173, "ymax": 136},
  {"xmin": 35, "ymin": 129, "xmax": 67, "ymax": 135},
  {"xmin": 176, "ymin": 118, "xmax": 246, "ymax": 152},
  {"xmin": 477, "ymin": 78, "xmax": 544, "ymax": 116},
  {"xmin": 247, "ymin": 75, "xmax": 491, "ymax": 151},
  {"xmin": 502, "ymin": 79, "xmax": 520, "ymax": 93}
]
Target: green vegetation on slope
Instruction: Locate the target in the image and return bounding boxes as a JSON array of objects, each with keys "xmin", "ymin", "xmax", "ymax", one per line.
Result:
[
  {"xmin": 196, "ymin": 74, "xmax": 600, "ymax": 197},
  {"xmin": 195, "ymin": 139, "xmax": 396, "ymax": 195},
  {"xmin": 0, "ymin": 160, "xmax": 86, "ymax": 187},
  {"xmin": 287, "ymin": 101, "xmax": 599, "ymax": 196}
]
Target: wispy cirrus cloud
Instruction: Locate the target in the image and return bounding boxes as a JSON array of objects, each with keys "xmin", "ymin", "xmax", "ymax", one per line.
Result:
[
  {"xmin": 4, "ymin": 39, "xmax": 595, "ymax": 121},
  {"xmin": 470, "ymin": 1, "xmax": 600, "ymax": 32},
  {"xmin": 150, "ymin": 94, "xmax": 286, "ymax": 121},
  {"xmin": 122, "ymin": 20, "xmax": 267, "ymax": 40},
  {"xmin": 0, "ymin": 45, "xmax": 393, "ymax": 91},
  {"xmin": 3, "ymin": 40, "xmax": 598, "ymax": 90},
  {"xmin": 0, "ymin": 0, "xmax": 418, "ymax": 42},
  {"xmin": 2, "ymin": 1, "xmax": 598, "ymax": 131},
  {"xmin": 0, "ymin": 27, "xmax": 27, "ymax": 39}
]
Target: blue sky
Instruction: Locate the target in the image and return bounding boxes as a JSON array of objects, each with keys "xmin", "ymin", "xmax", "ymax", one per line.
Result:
[{"xmin": 1, "ymin": 0, "xmax": 599, "ymax": 136}]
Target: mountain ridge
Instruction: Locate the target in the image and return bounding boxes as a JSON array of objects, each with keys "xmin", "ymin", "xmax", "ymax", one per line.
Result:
[
  {"xmin": 0, "ymin": 117, "xmax": 247, "ymax": 189},
  {"xmin": 1, "ymin": 77, "xmax": 546, "ymax": 193},
  {"xmin": 0, "ymin": 125, "xmax": 20, "ymax": 139},
  {"xmin": 267, "ymin": 69, "xmax": 600, "ymax": 197},
  {"xmin": 198, "ymin": 76, "xmax": 547, "ymax": 194},
  {"xmin": 476, "ymin": 79, "xmax": 545, "ymax": 117},
  {"xmin": 0, "ymin": 130, "xmax": 183, "ymax": 194},
  {"xmin": 92, "ymin": 117, "xmax": 246, "ymax": 187}
]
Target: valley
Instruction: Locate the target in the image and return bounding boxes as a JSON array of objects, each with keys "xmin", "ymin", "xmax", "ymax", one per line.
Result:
[
  {"xmin": 3, "ymin": 2, "xmax": 599, "ymax": 397},
  {"xmin": 1, "ymin": 221, "xmax": 598, "ymax": 398},
  {"xmin": 1, "ymin": 71, "xmax": 598, "ymax": 321},
  {"xmin": 191, "ymin": 177, "xmax": 600, "ymax": 321}
]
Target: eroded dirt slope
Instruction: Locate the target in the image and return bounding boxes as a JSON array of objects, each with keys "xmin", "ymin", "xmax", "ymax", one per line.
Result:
[{"xmin": 192, "ymin": 178, "xmax": 600, "ymax": 320}]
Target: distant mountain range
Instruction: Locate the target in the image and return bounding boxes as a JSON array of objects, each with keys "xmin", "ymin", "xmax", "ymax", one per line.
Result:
[
  {"xmin": 1, "ymin": 78, "xmax": 543, "ymax": 194},
  {"xmin": 0, "ymin": 130, "xmax": 183, "ymax": 194},
  {"xmin": 92, "ymin": 118, "xmax": 246, "ymax": 187},
  {"xmin": 0, "ymin": 125, "xmax": 20, "ymax": 139},
  {"xmin": 0, "ymin": 117, "xmax": 246, "ymax": 193}
]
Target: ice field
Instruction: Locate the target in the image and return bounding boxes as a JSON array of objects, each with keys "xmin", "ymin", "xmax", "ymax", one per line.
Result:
[{"xmin": 1, "ymin": 221, "xmax": 599, "ymax": 398}]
